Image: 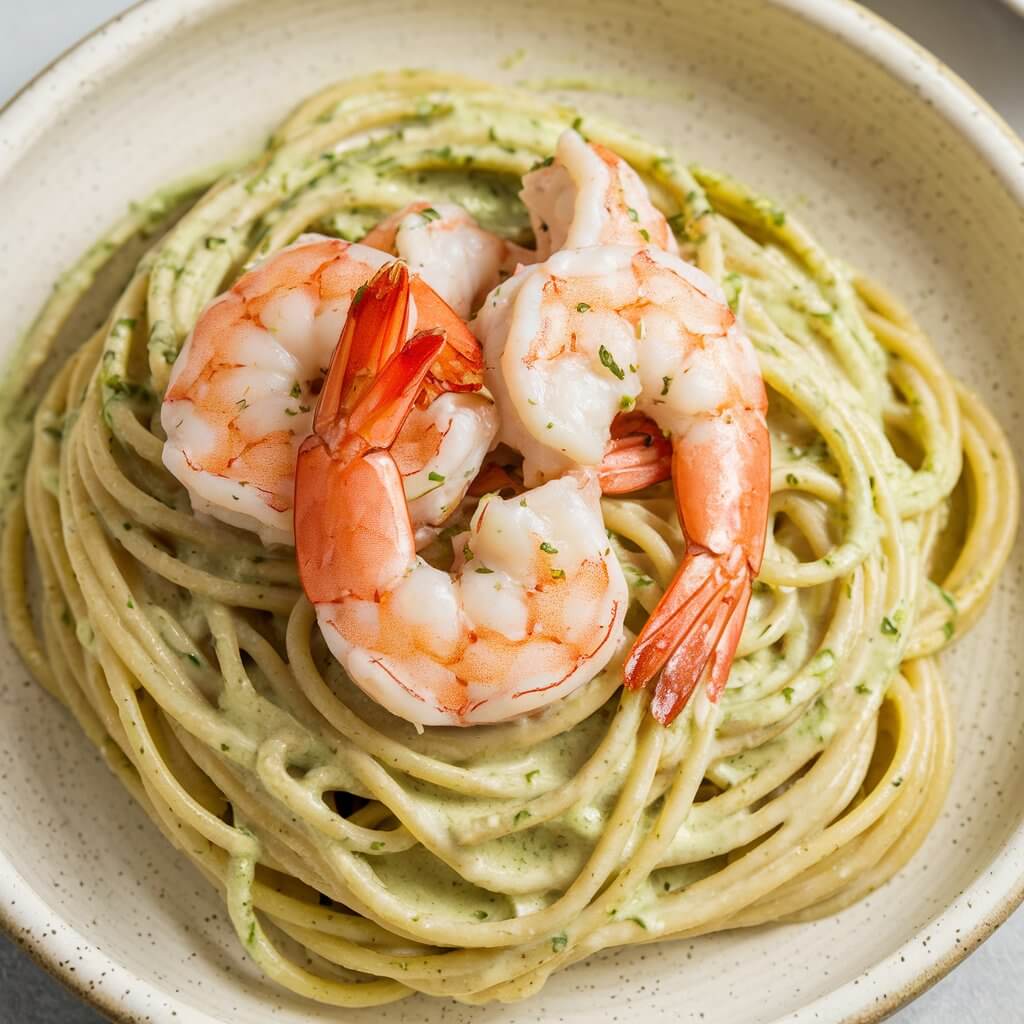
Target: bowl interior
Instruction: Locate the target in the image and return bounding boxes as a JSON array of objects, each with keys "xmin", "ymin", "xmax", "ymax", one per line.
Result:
[{"xmin": 1, "ymin": 1, "xmax": 1023, "ymax": 1022}]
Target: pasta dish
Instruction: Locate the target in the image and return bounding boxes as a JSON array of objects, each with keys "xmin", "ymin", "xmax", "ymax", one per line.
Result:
[{"xmin": 0, "ymin": 72, "xmax": 1017, "ymax": 1006}]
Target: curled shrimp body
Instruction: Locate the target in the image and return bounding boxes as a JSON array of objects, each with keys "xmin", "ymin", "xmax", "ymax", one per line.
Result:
[
  {"xmin": 294, "ymin": 264, "xmax": 627, "ymax": 728},
  {"xmin": 476, "ymin": 244, "xmax": 770, "ymax": 725},
  {"xmin": 481, "ymin": 129, "xmax": 676, "ymax": 486},
  {"xmin": 521, "ymin": 129, "xmax": 679, "ymax": 260},
  {"xmin": 362, "ymin": 200, "xmax": 522, "ymax": 319},
  {"xmin": 161, "ymin": 234, "xmax": 496, "ymax": 546}
]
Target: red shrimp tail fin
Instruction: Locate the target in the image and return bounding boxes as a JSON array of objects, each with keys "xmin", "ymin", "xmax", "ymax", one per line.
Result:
[
  {"xmin": 296, "ymin": 282, "xmax": 442, "ymax": 603},
  {"xmin": 347, "ymin": 330, "xmax": 446, "ymax": 448},
  {"xmin": 624, "ymin": 548, "xmax": 752, "ymax": 725},
  {"xmin": 598, "ymin": 412, "xmax": 672, "ymax": 494},
  {"xmin": 409, "ymin": 277, "xmax": 484, "ymax": 397},
  {"xmin": 315, "ymin": 262, "xmax": 411, "ymax": 441},
  {"xmin": 295, "ymin": 441, "xmax": 417, "ymax": 605}
]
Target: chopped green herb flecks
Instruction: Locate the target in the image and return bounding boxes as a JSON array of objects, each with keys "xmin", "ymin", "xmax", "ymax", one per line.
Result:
[{"xmin": 599, "ymin": 345, "xmax": 625, "ymax": 380}]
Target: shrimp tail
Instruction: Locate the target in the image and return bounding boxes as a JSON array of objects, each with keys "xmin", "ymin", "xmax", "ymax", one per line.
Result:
[
  {"xmin": 409, "ymin": 277, "xmax": 484, "ymax": 398},
  {"xmin": 598, "ymin": 412, "xmax": 672, "ymax": 494},
  {"xmin": 295, "ymin": 262, "xmax": 446, "ymax": 603},
  {"xmin": 315, "ymin": 261, "xmax": 411, "ymax": 446},
  {"xmin": 623, "ymin": 547, "xmax": 752, "ymax": 725}
]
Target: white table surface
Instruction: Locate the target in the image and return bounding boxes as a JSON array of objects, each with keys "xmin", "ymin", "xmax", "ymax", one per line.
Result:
[{"xmin": 0, "ymin": 2, "xmax": 1022, "ymax": 1022}]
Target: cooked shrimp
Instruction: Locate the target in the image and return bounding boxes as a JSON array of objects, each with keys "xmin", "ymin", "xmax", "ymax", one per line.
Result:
[
  {"xmin": 520, "ymin": 129, "xmax": 679, "ymax": 259},
  {"xmin": 362, "ymin": 201, "xmax": 511, "ymax": 318},
  {"xmin": 161, "ymin": 234, "xmax": 496, "ymax": 547},
  {"xmin": 294, "ymin": 263, "xmax": 627, "ymax": 728},
  {"xmin": 475, "ymin": 244, "xmax": 770, "ymax": 724}
]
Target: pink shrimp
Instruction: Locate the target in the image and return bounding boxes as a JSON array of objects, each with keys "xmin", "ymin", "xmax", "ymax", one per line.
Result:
[
  {"xmin": 293, "ymin": 263, "xmax": 627, "ymax": 728},
  {"xmin": 362, "ymin": 200, "xmax": 531, "ymax": 318},
  {"xmin": 475, "ymin": 244, "xmax": 770, "ymax": 725},
  {"xmin": 160, "ymin": 235, "xmax": 496, "ymax": 546}
]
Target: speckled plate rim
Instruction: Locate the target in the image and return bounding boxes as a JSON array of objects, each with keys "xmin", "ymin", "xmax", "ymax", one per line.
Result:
[{"xmin": 0, "ymin": 1, "xmax": 1022, "ymax": 1022}]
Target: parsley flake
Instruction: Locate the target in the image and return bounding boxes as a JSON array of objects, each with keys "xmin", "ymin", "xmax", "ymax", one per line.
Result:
[{"xmin": 599, "ymin": 345, "xmax": 625, "ymax": 380}]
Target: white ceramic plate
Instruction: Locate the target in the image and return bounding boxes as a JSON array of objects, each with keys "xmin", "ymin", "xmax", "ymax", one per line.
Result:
[{"xmin": 2, "ymin": 1, "xmax": 1023, "ymax": 1021}]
